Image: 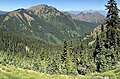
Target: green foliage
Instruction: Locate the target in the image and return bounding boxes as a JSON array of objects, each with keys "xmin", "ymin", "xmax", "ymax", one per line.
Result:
[
  {"xmin": 0, "ymin": 64, "xmax": 102, "ymax": 79},
  {"xmin": 0, "ymin": 0, "xmax": 120, "ymax": 77},
  {"xmin": 94, "ymin": 0, "xmax": 120, "ymax": 73}
]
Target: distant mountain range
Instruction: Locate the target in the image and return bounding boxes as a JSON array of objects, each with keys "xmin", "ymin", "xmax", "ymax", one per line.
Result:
[
  {"xmin": 64, "ymin": 10, "xmax": 120, "ymax": 17},
  {"xmin": 63, "ymin": 10, "xmax": 107, "ymax": 16},
  {"xmin": 0, "ymin": 4, "xmax": 98, "ymax": 44},
  {"xmin": 64, "ymin": 11, "xmax": 106, "ymax": 24},
  {"xmin": 0, "ymin": 10, "xmax": 7, "ymax": 14}
]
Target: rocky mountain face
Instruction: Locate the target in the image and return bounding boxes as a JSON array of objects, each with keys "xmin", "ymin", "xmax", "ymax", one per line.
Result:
[
  {"xmin": 62, "ymin": 11, "xmax": 80, "ymax": 15},
  {"xmin": 64, "ymin": 10, "xmax": 107, "ymax": 16},
  {"xmin": 64, "ymin": 11, "xmax": 106, "ymax": 24},
  {"xmin": 0, "ymin": 4, "xmax": 97, "ymax": 44}
]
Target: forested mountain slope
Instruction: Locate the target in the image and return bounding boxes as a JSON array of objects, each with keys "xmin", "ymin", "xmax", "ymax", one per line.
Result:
[
  {"xmin": 0, "ymin": 0, "xmax": 120, "ymax": 77},
  {"xmin": 0, "ymin": 4, "xmax": 98, "ymax": 44}
]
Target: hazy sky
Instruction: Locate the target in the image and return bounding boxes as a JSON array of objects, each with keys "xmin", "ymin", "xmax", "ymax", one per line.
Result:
[{"xmin": 0, "ymin": 0, "xmax": 120, "ymax": 11}]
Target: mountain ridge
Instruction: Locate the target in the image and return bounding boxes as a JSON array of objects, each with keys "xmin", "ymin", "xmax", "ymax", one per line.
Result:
[
  {"xmin": 70, "ymin": 11, "xmax": 106, "ymax": 24},
  {"xmin": 63, "ymin": 10, "xmax": 107, "ymax": 15},
  {"xmin": 0, "ymin": 4, "xmax": 98, "ymax": 44}
]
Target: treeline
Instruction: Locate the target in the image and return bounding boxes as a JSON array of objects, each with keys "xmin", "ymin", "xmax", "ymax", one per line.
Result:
[
  {"xmin": 0, "ymin": 0, "xmax": 120, "ymax": 75},
  {"xmin": 0, "ymin": 31, "xmax": 96, "ymax": 75}
]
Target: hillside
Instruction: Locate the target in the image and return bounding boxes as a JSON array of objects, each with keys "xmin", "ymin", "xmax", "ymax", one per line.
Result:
[
  {"xmin": 76, "ymin": 12, "xmax": 105, "ymax": 23},
  {"xmin": 0, "ymin": 64, "xmax": 94, "ymax": 79},
  {"xmin": 0, "ymin": 0, "xmax": 120, "ymax": 78},
  {"xmin": 0, "ymin": 27, "xmax": 58, "ymax": 54},
  {"xmin": 0, "ymin": 4, "xmax": 98, "ymax": 44},
  {"xmin": 0, "ymin": 64, "xmax": 120, "ymax": 79}
]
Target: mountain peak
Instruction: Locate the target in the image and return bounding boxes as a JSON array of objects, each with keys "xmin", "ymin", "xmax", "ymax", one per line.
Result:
[
  {"xmin": 78, "ymin": 11, "xmax": 100, "ymax": 15},
  {"xmin": 27, "ymin": 4, "xmax": 62, "ymax": 18},
  {"xmin": 28, "ymin": 4, "xmax": 57, "ymax": 12},
  {"xmin": 38, "ymin": 4, "xmax": 49, "ymax": 7},
  {"xmin": 29, "ymin": 4, "xmax": 49, "ymax": 9},
  {"xmin": 72, "ymin": 11, "xmax": 105, "ymax": 23},
  {"xmin": 79, "ymin": 11, "xmax": 85, "ymax": 15},
  {"xmin": 12, "ymin": 8, "xmax": 26, "ymax": 13},
  {"xmin": 93, "ymin": 11, "xmax": 101, "ymax": 15}
]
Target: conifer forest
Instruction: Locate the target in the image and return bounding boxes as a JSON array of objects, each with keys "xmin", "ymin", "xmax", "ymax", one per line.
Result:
[{"xmin": 0, "ymin": 0, "xmax": 120, "ymax": 79}]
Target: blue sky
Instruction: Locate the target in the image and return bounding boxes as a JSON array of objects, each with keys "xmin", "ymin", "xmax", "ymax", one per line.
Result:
[{"xmin": 0, "ymin": 0, "xmax": 120, "ymax": 11}]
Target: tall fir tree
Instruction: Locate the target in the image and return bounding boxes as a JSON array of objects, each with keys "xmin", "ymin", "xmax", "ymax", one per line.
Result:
[
  {"xmin": 94, "ymin": 0, "xmax": 120, "ymax": 72},
  {"xmin": 61, "ymin": 40, "xmax": 68, "ymax": 62},
  {"xmin": 105, "ymin": 0, "xmax": 120, "ymax": 49},
  {"xmin": 93, "ymin": 34, "xmax": 101, "ymax": 62}
]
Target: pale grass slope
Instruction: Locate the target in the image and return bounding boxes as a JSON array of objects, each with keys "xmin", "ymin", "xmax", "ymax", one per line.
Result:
[{"xmin": 0, "ymin": 64, "xmax": 120, "ymax": 79}]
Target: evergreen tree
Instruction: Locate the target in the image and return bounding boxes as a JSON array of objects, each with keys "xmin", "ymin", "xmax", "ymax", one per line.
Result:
[
  {"xmin": 105, "ymin": 0, "xmax": 120, "ymax": 49},
  {"xmin": 94, "ymin": 0, "xmax": 120, "ymax": 72},
  {"xmin": 93, "ymin": 34, "xmax": 101, "ymax": 62},
  {"xmin": 101, "ymin": 24, "xmax": 104, "ymax": 32},
  {"xmin": 105, "ymin": 0, "xmax": 120, "ymax": 62},
  {"xmin": 61, "ymin": 41, "xmax": 68, "ymax": 62}
]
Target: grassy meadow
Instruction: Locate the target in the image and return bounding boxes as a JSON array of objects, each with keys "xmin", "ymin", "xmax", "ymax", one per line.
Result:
[{"xmin": 0, "ymin": 64, "xmax": 120, "ymax": 79}]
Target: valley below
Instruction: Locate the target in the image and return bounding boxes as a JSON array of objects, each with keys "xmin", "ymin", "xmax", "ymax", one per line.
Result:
[{"xmin": 0, "ymin": 0, "xmax": 120, "ymax": 79}]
